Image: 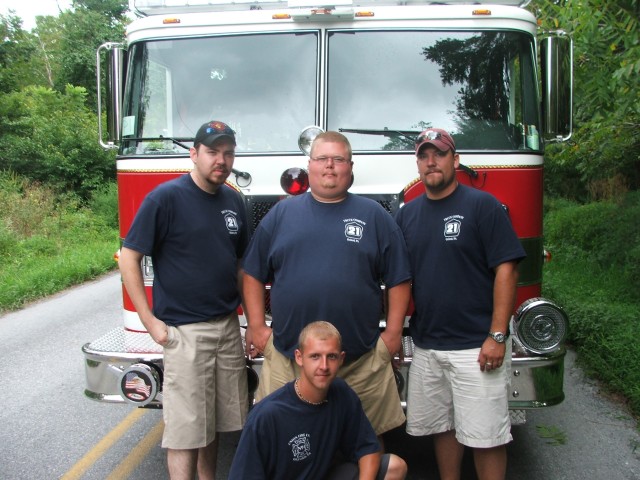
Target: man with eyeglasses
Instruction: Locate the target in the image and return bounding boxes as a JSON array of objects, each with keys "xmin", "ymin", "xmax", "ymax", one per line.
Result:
[
  {"xmin": 394, "ymin": 128, "xmax": 526, "ymax": 480},
  {"xmin": 242, "ymin": 131, "xmax": 411, "ymax": 444}
]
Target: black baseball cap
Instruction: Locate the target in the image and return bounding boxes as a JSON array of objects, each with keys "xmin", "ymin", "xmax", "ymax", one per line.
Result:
[{"xmin": 194, "ymin": 121, "xmax": 236, "ymax": 147}]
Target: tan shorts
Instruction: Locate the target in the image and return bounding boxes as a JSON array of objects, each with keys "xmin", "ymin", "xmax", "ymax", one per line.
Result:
[
  {"xmin": 406, "ymin": 344, "xmax": 513, "ymax": 448},
  {"xmin": 256, "ymin": 335, "xmax": 405, "ymax": 435},
  {"xmin": 162, "ymin": 314, "xmax": 248, "ymax": 450}
]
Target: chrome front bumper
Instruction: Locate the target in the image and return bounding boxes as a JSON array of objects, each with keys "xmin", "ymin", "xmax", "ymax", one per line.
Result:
[{"xmin": 83, "ymin": 328, "xmax": 565, "ymax": 418}]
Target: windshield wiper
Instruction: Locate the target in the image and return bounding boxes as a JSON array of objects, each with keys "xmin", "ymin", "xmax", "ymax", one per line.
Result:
[
  {"xmin": 338, "ymin": 127, "xmax": 478, "ymax": 179},
  {"xmin": 339, "ymin": 127, "xmax": 417, "ymax": 149},
  {"xmin": 123, "ymin": 136, "xmax": 191, "ymax": 151},
  {"xmin": 124, "ymin": 136, "xmax": 252, "ymax": 181}
]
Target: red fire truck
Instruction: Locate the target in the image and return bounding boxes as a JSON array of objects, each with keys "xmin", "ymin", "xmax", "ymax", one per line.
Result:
[{"xmin": 84, "ymin": 0, "xmax": 572, "ymax": 423}]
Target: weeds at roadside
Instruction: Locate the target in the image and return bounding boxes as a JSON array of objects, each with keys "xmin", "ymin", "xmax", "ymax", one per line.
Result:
[
  {"xmin": 535, "ymin": 424, "xmax": 567, "ymax": 446},
  {"xmin": 0, "ymin": 172, "xmax": 118, "ymax": 313}
]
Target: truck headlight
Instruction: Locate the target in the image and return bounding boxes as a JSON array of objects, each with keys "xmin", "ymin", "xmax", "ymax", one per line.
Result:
[
  {"xmin": 298, "ymin": 125, "xmax": 324, "ymax": 156},
  {"xmin": 514, "ymin": 298, "xmax": 568, "ymax": 354}
]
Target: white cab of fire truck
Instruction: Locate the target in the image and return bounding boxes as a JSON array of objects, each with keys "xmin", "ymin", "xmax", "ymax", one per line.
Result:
[{"xmin": 85, "ymin": 0, "xmax": 572, "ymax": 423}]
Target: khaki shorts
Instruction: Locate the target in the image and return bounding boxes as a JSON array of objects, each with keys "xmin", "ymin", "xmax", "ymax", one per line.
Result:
[
  {"xmin": 406, "ymin": 344, "xmax": 513, "ymax": 448},
  {"xmin": 162, "ymin": 314, "xmax": 248, "ymax": 450},
  {"xmin": 256, "ymin": 335, "xmax": 405, "ymax": 435}
]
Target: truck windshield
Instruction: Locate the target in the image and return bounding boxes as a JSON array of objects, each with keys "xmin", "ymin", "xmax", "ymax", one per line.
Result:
[
  {"xmin": 327, "ymin": 30, "xmax": 539, "ymax": 151},
  {"xmin": 121, "ymin": 29, "xmax": 538, "ymax": 155},
  {"xmin": 121, "ymin": 32, "xmax": 318, "ymax": 155}
]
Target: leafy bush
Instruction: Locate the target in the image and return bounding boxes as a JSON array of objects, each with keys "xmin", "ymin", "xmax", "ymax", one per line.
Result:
[
  {"xmin": 544, "ymin": 192, "xmax": 640, "ymax": 302},
  {"xmin": 534, "ymin": 0, "xmax": 640, "ymax": 200},
  {"xmin": 0, "ymin": 85, "xmax": 116, "ymax": 200},
  {"xmin": 543, "ymin": 192, "xmax": 640, "ymax": 416}
]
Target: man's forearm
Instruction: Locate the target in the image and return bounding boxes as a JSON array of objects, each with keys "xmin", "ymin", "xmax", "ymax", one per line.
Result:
[
  {"xmin": 357, "ymin": 453, "xmax": 381, "ymax": 480},
  {"xmin": 491, "ymin": 261, "xmax": 519, "ymax": 332},
  {"xmin": 242, "ymin": 273, "xmax": 267, "ymax": 327},
  {"xmin": 119, "ymin": 247, "xmax": 154, "ymax": 327},
  {"xmin": 385, "ymin": 281, "xmax": 411, "ymax": 333}
]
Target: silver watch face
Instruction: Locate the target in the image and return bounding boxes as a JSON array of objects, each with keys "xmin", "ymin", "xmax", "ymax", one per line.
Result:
[{"xmin": 490, "ymin": 332, "xmax": 506, "ymax": 343}]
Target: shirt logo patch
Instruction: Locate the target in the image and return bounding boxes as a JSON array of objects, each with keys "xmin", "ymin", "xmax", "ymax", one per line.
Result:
[
  {"xmin": 444, "ymin": 216, "xmax": 463, "ymax": 241},
  {"xmin": 223, "ymin": 210, "xmax": 239, "ymax": 233},
  {"xmin": 344, "ymin": 218, "xmax": 366, "ymax": 243},
  {"xmin": 289, "ymin": 433, "xmax": 311, "ymax": 462}
]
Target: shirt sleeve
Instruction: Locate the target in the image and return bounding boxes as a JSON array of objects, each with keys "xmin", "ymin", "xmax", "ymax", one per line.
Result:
[
  {"xmin": 380, "ymin": 211, "xmax": 412, "ymax": 288},
  {"xmin": 241, "ymin": 206, "xmax": 277, "ymax": 283},
  {"xmin": 122, "ymin": 192, "xmax": 168, "ymax": 256},
  {"xmin": 477, "ymin": 195, "xmax": 526, "ymax": 268}
]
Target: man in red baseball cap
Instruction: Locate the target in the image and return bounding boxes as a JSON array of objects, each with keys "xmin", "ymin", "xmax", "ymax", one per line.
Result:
[{"xmin": 396, "ymin": 127, "xmax": 526, "ymax": 480}]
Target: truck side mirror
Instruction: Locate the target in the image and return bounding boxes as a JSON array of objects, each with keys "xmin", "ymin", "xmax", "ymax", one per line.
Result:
[
  {"xmin": 540, "ymin": 32, "xmax": 573, "ymax": 142},
  {"xmin": 97, "ymin": 42, "xmax": 125, "ymax": 150}
]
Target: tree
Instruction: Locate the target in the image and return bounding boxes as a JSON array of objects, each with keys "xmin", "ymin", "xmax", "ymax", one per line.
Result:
[
  {"xmin": 0, "ymin": 13, "xmax": 38, "ymax": 93},
  {"xmin": 33, "ymin": 1, "xmax": 128, "ymax": 111},
  {"xmin": 532, "ymin": 0, "xmax": 640, "ymax": 199},
  {"xmin": 0, "ymin": 85, "xmax": 116, "ymax": 199}
]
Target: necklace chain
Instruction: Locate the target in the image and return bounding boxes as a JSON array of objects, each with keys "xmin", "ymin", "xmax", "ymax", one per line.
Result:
[{"xmin": 294, "ymin": 378, "xmax": 327, "ymax": 406}]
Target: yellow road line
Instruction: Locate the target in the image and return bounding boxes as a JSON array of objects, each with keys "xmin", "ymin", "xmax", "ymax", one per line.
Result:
[
  {"xmin": 106, "ymin": 419, "xmax": 164, "ymax": 480},
  {"xmin": 61, "ymin": 408, "xmax": 147, "ymax": 480}
]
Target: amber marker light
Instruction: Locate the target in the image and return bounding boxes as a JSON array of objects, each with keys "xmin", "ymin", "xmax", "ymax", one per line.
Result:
[
  {"xmin": 472, "ymin": 9, "xmax": 492, "ymax": 15},
  {"xmin": 163, "ymin": 18, "xmax": 181, "ymax": 24},
  {"xmin": 280, "ymin": 167, "xmax": 309, "ymax": 195},
  {"xmin": 355, "ymin": 11, "xmax": 374, "ymax": 17},
  {"xmin": 273, "ymin": 13, "xmax": 292, "ymax": 19}
]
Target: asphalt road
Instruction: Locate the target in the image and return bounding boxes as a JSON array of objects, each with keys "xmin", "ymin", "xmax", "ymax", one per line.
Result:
[{"xmin": 0, "ymin": 272, "xmax": 639, "ymax": 479}]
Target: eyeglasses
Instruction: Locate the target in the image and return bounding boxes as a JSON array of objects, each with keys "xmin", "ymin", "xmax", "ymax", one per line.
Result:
[{"xmin": 310, "ymin": 156, "xmax": 350, "ymax": 164}]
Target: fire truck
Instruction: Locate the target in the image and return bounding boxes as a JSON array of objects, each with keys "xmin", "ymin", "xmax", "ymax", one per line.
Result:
[{"xmin": 84, "ymin": 0, "xmax": 572, "ymax": 423}]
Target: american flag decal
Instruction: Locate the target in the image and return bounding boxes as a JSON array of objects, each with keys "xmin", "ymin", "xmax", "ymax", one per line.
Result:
[{"xmin": 124, "ymin": 373, "xmax": 151, "ymax": 398}]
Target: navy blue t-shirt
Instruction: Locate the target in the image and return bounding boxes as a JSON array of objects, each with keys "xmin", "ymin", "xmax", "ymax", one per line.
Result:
[
  {"xmin": 228, "ymin": 378, "xmax": 380, "ymax": 480},
  {"xmin": 123, "ymin": 174, "xmax": 248, "ymax": 326},
  {"xmin": 242, "ymin": 192, "xmax": 411, "ymax": 360},
  {"xmin": 394, "ymin": 184, "xmax": 526, "ymax": 350}
]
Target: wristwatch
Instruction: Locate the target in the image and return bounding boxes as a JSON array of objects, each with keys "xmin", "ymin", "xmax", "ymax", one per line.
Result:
[{"xmin": 488, "ymin": 331, "xmax": 506, "ymax": 343}]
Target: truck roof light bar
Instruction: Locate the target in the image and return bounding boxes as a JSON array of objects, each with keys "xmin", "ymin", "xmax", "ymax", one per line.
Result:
[
  {"xmin": 131, "ymin": 0, "xmax": 531, "ymax": 16},
  {"xmin": 290, "ymin": 6, "xmax": 355, "ymax": 20},
  {"xmin": 131, "ymin": 0, "xmax": 288, "ymax": 15}
]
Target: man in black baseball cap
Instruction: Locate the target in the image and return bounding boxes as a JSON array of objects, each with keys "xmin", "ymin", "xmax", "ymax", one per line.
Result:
[{"xmin": 120, "ymin": 117, "xmax": 248, "ymax": 479}]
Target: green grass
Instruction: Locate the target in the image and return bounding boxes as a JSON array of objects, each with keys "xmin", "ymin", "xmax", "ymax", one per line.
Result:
[
  {"xmin": 543, "ymin": 193, "xmax": 640, "ymax": 419},
  {"xmin": 0, "ymin": 173, "xmax": 118, "ymax": 312},
  {"xmin": 0, "ymin": 233, "xmax": 118, "ymax": 311}
]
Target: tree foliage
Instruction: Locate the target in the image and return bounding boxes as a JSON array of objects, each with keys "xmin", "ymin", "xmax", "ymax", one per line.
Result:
[
  {"xmin": 0, "ymin": 1, "xmax": 126, "ymax": 200},
  {"xmin": 0, "ymin": 13, "xmax": 38, "ymax": 93},
  {"xmin": 1, "ymin": 0, "xmax": 639, "ymax": 203},
  {"xmin": 37, "ymin": 1, "xmax": 128, "ymax": 110},
  {"xmin": 0, "ymin": 85, "xmax": 116, "ymax": 199},
  {"xmin": 1, "ymin": 1, "xmax": 127, "ymax": 109},
  {"xmin": 532, "ymin": 0, "xmax": 640, "ymax": 200}
]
